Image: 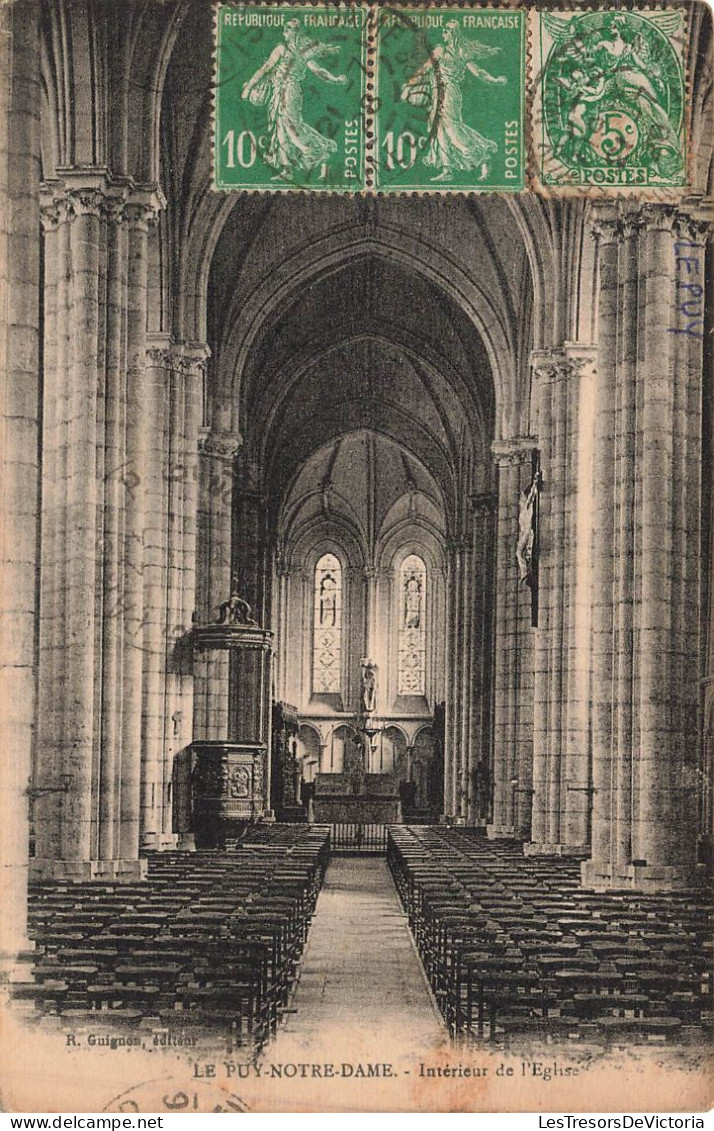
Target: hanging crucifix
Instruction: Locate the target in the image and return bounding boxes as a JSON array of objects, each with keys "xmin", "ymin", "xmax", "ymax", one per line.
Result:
[{"xmin": 515, "ymin": 450, "xmax": 542, "ymax": 627}]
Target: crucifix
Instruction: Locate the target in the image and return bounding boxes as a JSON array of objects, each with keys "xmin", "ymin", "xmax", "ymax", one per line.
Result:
[{"xmin": 516, "ymin": 450, "xmax": 542, "ymax": 627}]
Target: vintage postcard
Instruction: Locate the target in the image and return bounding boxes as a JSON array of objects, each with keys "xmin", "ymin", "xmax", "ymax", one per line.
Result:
[{"xmin": 0, "ymin": 0, "xmax": 712, "ymax": 1117}]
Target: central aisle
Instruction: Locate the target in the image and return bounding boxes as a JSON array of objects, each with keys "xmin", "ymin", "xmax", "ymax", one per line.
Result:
[{"xmin": 266, "ymin": 857, "xmax": 445, "ymax": 1063}]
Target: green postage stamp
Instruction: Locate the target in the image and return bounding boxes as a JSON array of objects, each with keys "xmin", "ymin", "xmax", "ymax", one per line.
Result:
[
  {"xmin": 532, "ymin": 8, "xmax": 687, "ymax": 190},
  {"xmin": 375, "ymin": 8, "xmax": 526, "ymax": 191},
  {"xmin": 214, "ymin": 4, "xmax": 368, "ymax": 190},
  {"xmin": 213, "ymin": 4, "xmax": 687, "ymax": 194}
]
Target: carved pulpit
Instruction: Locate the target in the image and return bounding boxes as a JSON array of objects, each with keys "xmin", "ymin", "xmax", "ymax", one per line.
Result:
[{"xmin": 191, "ymin": 582, "xmax": 273, "ymax": 847}]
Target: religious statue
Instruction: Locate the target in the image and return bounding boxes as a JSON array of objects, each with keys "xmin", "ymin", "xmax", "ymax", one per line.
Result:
[
  {"xmin": 404, "ymin": 573, "xmax": 422, "ymax": 628},
  {"xmin": 516, "ymin": 469, "xmax": 542, "ymax": 586},
  {"xmin": 319, "ymin": 570, "xmax": 337, "ymax": 627},
  {"xmin": 216, "ymin": 575, "xmax": 257, "ymax": 626},
  {"xmin": 360, "ymin": 658, "xmax": 378, "ymax": 715}
]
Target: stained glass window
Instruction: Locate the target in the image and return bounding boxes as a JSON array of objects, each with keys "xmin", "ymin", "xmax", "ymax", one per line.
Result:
[
  {"xmin": 313, "ymin": 553, "xmax": 342, "ymax": 693},
  {"xmin": 398, "ymin": 554, "xmax": 426, "ymax": 695}
]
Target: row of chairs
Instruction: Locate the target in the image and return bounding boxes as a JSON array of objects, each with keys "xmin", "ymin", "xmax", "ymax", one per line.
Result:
[
  {"xmin": 19, "ymin": 826, "xmax": 330, "ymax": 1050},
  {"xmin": 388, "ymin": 826, "xmax": 713, "ymax": 1047}
]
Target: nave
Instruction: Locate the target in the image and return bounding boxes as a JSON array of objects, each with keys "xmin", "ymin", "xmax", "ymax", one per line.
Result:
[
  {"xmin": 17, "ymin": 826, "xmax": 712, "ymax": 1055},
  {"xmin": 267, "ymin": 856, "xmax": 444, "ymax": 1059}
]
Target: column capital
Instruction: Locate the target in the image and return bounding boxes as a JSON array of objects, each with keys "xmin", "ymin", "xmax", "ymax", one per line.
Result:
[
  {"xmin": 123, "ymin": 184, "xmax": 167, "ymax": 229},
  {"xmin": 530, "ymin": 349, "xmax": 569, "ymax": 385},
  {"xmin": 590, "ymin": 199, "xmax": 713, "ymax": 247},
  {"xmin": 588, "ymin": 201, "xmax": 623, "ymax": 246},
  {"xmin": 145, "ymin": 333, "xmax": 173, "ymax": 369},
  {"xmin": 53, "ymin": 167, "xmax": 118, "ymax": 220},
  {"xmin": 198, "ymin": 429, "xmax": 242, "ymax": 461},
  {"xmin": 39, "ymin": 171, "xmax": 166, "ymax": 229},
  {"xmin": 40, "ymin": 184, "xmax": 71, "ymax": 231},
  {"xmin": 670, "ymin": 197, "xmax": 714, "ymax": 244},
  {"xmin": 172, "ymin": 340, "xmax": 211, "ymax": 378},
  {"xmin": 531, "ymin": 343, "xmax": 597, "ymax": 384},
  {"xmin": 637, "ymin": 201, "xmax": 712, "ymax": 243},
  {"xmin": 588, "ymin": 201, "xmax": 648, "ymax": 244},
  {"xmin": 146, "ymin": 337, "xmax": 210, "ymax": 375},
  {"xmin": 491, "ymin": 438, "xmax": 538, "ymax": 467}
]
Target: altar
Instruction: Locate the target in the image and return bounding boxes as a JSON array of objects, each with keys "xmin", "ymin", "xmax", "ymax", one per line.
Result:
[
  {"xmin": 311, "ymin": 771, "xmax": 402, "ymax": 825},
  {"xmin": 309, "ymin": 657, "xmax": 403, "ymax": 824}
]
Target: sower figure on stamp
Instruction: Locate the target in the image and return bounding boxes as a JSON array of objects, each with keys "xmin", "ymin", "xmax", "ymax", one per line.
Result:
[
  {"xmin": 241, "ymin": 20, "xmax": 347, "ymax": 182},
  {"xmin": 401, "ymin": 20, "xmax": 506, "ymax": 183}
]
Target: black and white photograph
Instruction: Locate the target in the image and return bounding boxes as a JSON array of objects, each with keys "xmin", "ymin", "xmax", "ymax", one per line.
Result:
[{"xmin": 0, "ymin": 0, "xmax": 712, "ymax": 1115}]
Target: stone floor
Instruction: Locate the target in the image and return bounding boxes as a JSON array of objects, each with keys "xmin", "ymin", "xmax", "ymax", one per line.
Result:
[{"xmin": 265, "ymin": 857, "xmax": 445, "ymax": 1064}]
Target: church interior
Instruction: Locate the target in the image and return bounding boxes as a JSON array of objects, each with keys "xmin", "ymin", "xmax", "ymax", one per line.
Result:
[{"xmin": 1, "ymin": 0, "xmax": 713, "ymax": 1055}]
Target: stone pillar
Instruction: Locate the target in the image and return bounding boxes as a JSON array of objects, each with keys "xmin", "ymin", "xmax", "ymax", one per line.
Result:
[
  {"xmin": 468, "ymin": 494, "xmax": 497, "ymax": 825},
  {"xmin": 488, "ymin": 439, "xmax": 536, "ymax": 839},
  {"xmin": 443, "ymin": 538, "xmax": 464, "ymax": 817},
  {"xmin": 33, "ymin": 173, "xmax": 163, "ymax": 881},
  {"xmin": 446, "ymin": 497, "xmax": 496, "ymax": 827},
  {"xmin": 0, "ymin": 0, "xmax": 40, "ymax": 975},
  {"xmin": 232, "ymin": 456, "xmax": 268, "ymax": 624},
  {"xmin": 273, "ymin": 547, "xmax": 288, "ymax": 700},
  {"xmin": 526, "ymin": 344, "xmax": 596, "ymax": 857},
  {"xmin": 139, "ymin": 337, "xmax": 171, "ymax": 850},
  {"xmin": 583, "ymin": 202, "xmax": 711, "ymax": 890},
  {"xmin": 364, "ymin": 565, "xmax": 379, "ymax": 664},
  {"xmin": 161, "ymin": 341, "xmax": 208, "ymax": 845},
  {"xmin": 120, "ymin": 192, "xmax": 160, "ymax": 864},
  {"xmin": 406, "ymin": 745, "xmax": 415, "ymax": 783},
  {"xmin": 231, "ymin": 458, "xmax": 273, "ymax": 809},
  {"xmin": 193, "ymin": 429, "xmax": 241, "ymax": 744},
  {"xmin": 457, "ymin": 535, "xmax": 474, "ymax": 821},
  {"xmin": 139, "ymin": 340, "xmax": 208, "ymax": 850}
]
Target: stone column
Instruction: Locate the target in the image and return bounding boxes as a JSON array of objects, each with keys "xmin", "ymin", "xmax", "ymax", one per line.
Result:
[
  {"xmin": 273, "ymin": 547, "xmax": 288, "ymax": 701},
  {"xmin": 161, "ymin": 341, "xmax": 208, "ymax": 844},
  {"xmin": 457, "ymin": 535, "xmax": 474, "ymax": 821},
  {"xmin": 193, "ymin": 429, "xmax": 241, "ymax": 743},
  {"xmin": 231, "ymin": 457, "xmax": 273, "ymax": 809},
  {"xmin": 583, "ymin": 202, "xmax": 711, "ymax": 890},
  {"xmin": 488, "ymin": 439, "xmax": 537, "ymax": 839},
  {"xmin": 442, "ymin": 538, "xmax": 463, "ymax": 817},
  {"xmin": 138, "ymin": 339, "xmax": 208, "ymax": 850},
  {"xmin": 232, "ymin": 456, "xmax": 268, "ymax": 624},
  {"xmin": 363, "ymin": 565, "xmax": 379, "ymax": 664},
  {"xmin": 468, "ymin": 494, "xmax": 497, "ymax": 825},
  {"xmin": 446, "ymin": 501, "xmax": 496, "ymax": 826},
  {"xmin": 139, "ymin": 337, "xmax": 171, "ymax": 850},
  {"xmin": 0, "ymin": 0, "xmax": 40, "ymax": 974},
  {"xmin": 33, "ymin": 173, "xmax": 163, "ymax": 881},
  {"xmin": 526, "ymin": 344, "xmax": 596, "ymax": 857},
  {"xmin": 120, "ymin": 191, "xmax": 163, "ymax": 864}
]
